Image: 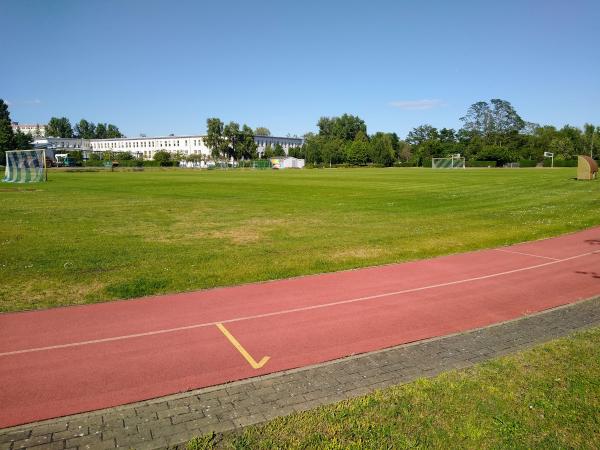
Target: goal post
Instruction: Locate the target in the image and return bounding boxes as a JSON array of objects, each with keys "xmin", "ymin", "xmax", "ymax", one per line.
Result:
[
  {"xmin": 2, "ymin": 150, "xmax": 47, "ymax": 183},
  {"xmin": 432, "ymin": 155, "xmax": 466, "ymax": 169}
]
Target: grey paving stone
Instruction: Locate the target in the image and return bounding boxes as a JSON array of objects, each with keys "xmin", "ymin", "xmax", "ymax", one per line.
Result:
[
  {"xmin": 12, "ymin": 433, "xmax": 52, "ymax": 449},
  {"xmin": 27, "ymin": 442, "xmax": 65, "ymax": 450},
  {"xmin": 0, "ymin": 430, "xmax": 31, "ymax": 444},
  {"xmin": 169, "ymin": 410, "xmax": 205, "ymax": 425}
]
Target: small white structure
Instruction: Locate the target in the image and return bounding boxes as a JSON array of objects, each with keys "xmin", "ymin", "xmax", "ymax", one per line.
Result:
[{"xmin": 270, "ymin": 157, "xmax": 305, "ymax": 169}]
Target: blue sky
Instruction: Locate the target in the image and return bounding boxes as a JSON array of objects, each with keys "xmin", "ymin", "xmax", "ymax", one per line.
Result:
[{"xmin": 2, "ymin": 0, "xmax": 599, "ymax": 138}]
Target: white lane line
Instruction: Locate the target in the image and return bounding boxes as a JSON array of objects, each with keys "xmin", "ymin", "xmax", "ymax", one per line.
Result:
[
  {"xmin": 1, "ymin": 249, "xmax": 598, "ymax": 358},
  {"xmin": 494, "ymin": 248, "xmax": 560, "ymax": 261}
]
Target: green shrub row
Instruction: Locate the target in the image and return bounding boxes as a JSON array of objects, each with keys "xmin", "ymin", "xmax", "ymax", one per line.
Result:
[
  {"xmin": 467, "ymin": 160, "xmax": 497, "ymax": 167},
  {"xmin": 542, "ymin": 159, "xmax": 578, "ymax": 167},
  {"xmin": 518, "ymin": 159, "xmax": 538, "ymax": 167}
]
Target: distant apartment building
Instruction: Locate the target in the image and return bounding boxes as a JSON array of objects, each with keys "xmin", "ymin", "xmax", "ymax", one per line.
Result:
[{"xmin": 11, "ymin": 122, "xmax": 46, "ymax": 137}]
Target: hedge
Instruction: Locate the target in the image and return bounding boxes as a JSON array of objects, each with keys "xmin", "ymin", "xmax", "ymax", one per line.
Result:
[
  {"xmin": 519, "ymin": 160, "xmax": 538, "ymax": 167},
  {"xmin": 467, "ymin": 160, "xmax": 497, "ymax": 168},
  {"xmin": 542, "ymin": 159, "xmax": 578, "ymax": 167}
]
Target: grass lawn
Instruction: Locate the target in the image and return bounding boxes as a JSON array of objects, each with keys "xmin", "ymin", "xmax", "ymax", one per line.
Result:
[
  {"xmin": 1, "ymin": 167, "xmax": 599, "ymax": 312},
  {"xmin": 188, "ymin": 326, "xmax": 600, "ymax": 449}
]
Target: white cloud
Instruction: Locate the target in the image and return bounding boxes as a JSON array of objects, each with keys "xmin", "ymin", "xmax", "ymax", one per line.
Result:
[
  {"xmin": 389, "ymin": 99, "xmax": 445, "ymax": 110},
  {"xmin": 6, "ymin": 99, "xmax": 42, "ymax": 106}
]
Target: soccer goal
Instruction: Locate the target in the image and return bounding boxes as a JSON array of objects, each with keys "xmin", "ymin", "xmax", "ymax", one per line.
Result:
[
  {"xmin": 2, "ymin": 150, "xmax": 47, "ymax": 183},
  {"xmin": 432, "ymin": 154, "xmax": 466, "ymax": 169}
]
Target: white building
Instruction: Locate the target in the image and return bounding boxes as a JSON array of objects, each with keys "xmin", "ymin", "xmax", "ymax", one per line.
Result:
[
  {"xmin": 88, "ymin": 134, "xmax": 303, "ymax": 160},
  {"xmin": 12, "ymin": 122, "xmax": 46, "ymax": 137},
  {"xmin": 254, "ymin": 135, "xmax": 303, "ymax": 157},
  {"xmin": 31, "ymin": 132, "xmax": 303, "ymax": 161},
  {"xmin": 89, "ymin": 135, "xmax": 209, "ymax": 160}
]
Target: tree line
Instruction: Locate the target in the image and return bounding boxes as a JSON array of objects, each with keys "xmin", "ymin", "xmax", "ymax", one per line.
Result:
[
  {"xmin": 46, "ymin": 117, "xmax": 124, "ymax": 139},
  {"xmin": 290, "ymin": 100, "xmax": 599, "ymax": 167},
  {"xmin": 3, "ymin": 96, "xmax": 598, "ymax": 168}
]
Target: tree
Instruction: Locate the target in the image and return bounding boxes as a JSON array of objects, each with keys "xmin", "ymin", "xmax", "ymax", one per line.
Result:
[
  {"xmin": 255, "ymin": 127, "xmax": 271, "ymax": 136},
  {"xmin": 273, "ymin": 143, "xmax": 286, "ymax": 156},
  {"xmin": 318, "ymin": 114, "xmax": 367, "ymax": 141},
  {"xmin": 288, "ymin": 144, "xmax": 305, "ymax": 159},
  {"xmin": 118, "ymin": 152, "xmax": 133, "ymax": 161},
  {"xmin": 95, "ymin": 123, "xmax": 107, "ymax": 139},
  {"xmin": 460, "ymin": 99, "xmax": 524, "ymax": 146},
  {"xmin": 583, "ymin": 124, "xmax": 599, "ymax": 158},
  {"xmin": 476, "ymin": 145, "xmax": 518, "ymax": 165},
  {"xmin": 238, "ymin": 125, "xmax": 258, "ymax": 159},
  {"xmin": 397, "ymin": 141, "xmax": 413, "ymax": 162},
  {"xmin": 46, "ymin": 117, "xmax": 73, "ymax": 138},
  {"xmin": 13, "ymin": 130, "xmax": 33, "ymax": 149},
  {"xmin": 223, "ymin": 121, "xmax": 241, "ymax": 159},
  {"xmin": 153, "ymin": 150, "xmax": 172, "ymax": 166},
  {"xmin": 263, "ymin": 144, "xmax": 274, "ymax": 159},
  {"xmin": 406, "ymin": 125, "xmax": 439, "ymax": 146},
  {"xmin": 346, "ymin": 132, "xmax": 369, "ymax": 165},
  {"xmin": 489, "ymin": 99, "xmax": 525, "ymax": 135},
  {"xmin": 549, "ymin": 137, "xmax": 575, "ymax": 160},
  {"xmin": 106, "ymin": 124, "xmax": 123, "ymax": 138},
  {"xmin": 66, "ymin": 150, "xmax": 83, "ymax": 165},
  {"xmin": 370, "ymin": 133, "xmax": 395, "ymax": 166},
  {"xmin": 205, "ymin": 118, "xmax": 227, "ymax": 160},
  {"xmin": 74, "ymin": 119, "xmax": 96, "ymax": 139},
  {"xmin": 0, "ymin": 99, "xmax": 14, "ymax": 165}
]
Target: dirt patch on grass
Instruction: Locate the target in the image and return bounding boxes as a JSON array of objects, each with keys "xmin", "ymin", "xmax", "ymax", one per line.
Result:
[
  {"xmin": 329, "ymin": 247, "xmax": 387, "ymax": 261},
  {"xmin": 211, "ymin": 228, "xmax": 262, "ymax": 244},
  {"xmin": 142, "ymin": 216, "xmax": 303, "ymax": 245},
  {"xmin": 0, "ymin": 279, "xmax": 105, "ymax": 312}
]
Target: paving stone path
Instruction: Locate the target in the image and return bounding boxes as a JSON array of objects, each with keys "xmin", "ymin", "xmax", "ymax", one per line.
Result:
[{"xmin": 2, "ymin": 296, "xmax": 600, "ymax": 450}]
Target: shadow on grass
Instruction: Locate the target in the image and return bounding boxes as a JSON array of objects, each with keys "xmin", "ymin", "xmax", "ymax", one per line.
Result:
[{"xmin": 105, "ymin": 277, "xmax": 168, "ymax": 299}]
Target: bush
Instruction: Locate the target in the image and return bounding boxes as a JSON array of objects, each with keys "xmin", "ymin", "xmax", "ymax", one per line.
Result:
[
  {"xmin": 153, "ymin": 150, "xmax": 172, "ymax": 167},
  {"xmin": 467, "ymin": 160, "xmax": 497, "ymax": 168},
  {"xmin": 84, "ymin": 159, "xmax": 104, "ymax": 167},
  {"xmin": 142, "ymin": 160, "xmax": 167, "ymax": 167},
  {"xmin": 115, "ymin": 159, "xmax": 144, "ymax": 167}
]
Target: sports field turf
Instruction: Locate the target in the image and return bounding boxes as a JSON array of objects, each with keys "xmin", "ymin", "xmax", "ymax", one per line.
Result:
[{"xmin": 1, "ymin": 167, "xmax": 599, "ymax": 312}]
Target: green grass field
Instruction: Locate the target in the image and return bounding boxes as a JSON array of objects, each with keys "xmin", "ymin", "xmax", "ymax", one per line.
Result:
[
  {"xmin": 1, "ymin": 167, "xmax": 599, "ymax": 312},
  {"xmin": 188, "ymin": 326, "xmax": 600, "ymax": 449}
]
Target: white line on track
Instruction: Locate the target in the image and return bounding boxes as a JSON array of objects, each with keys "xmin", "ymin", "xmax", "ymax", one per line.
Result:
[
  {"xmin": 493, "ymin": 248, "xmax": 560, "ymax": 261},
  {"xmin": 1, "ymin": 249, "xmax": 598, "ymax": 358}
]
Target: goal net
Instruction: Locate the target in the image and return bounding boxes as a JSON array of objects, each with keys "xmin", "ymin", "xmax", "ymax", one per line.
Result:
[
  {"xmin": 2, "ymin": 150, "xmax": 46, "ymax": 183},
  {"xmin": 432, "ymin": 156, "xmax": 466, "ymax": 169}
]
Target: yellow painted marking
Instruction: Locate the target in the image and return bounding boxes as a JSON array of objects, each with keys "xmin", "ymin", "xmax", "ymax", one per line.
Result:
[{"xmin": 216, "ymin": 323, "xmax": 270, "ymax": 369}]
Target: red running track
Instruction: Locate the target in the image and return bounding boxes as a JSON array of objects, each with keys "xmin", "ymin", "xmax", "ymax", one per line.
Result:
[{"xmin": 1, "ymin": 228, "xmax": 600, "ymax": 428}]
